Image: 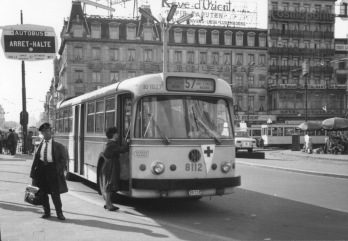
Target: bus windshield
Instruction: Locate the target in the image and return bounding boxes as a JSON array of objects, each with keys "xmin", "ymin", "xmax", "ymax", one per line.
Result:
[{"xmin": 134, "ymin": 95, "xmax": 233, "ymax": 139}]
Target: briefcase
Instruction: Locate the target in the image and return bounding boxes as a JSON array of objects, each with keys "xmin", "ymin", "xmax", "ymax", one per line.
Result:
[{"xmin": 24, "ymin": 185, "xmax": 43, "ymax": 206}]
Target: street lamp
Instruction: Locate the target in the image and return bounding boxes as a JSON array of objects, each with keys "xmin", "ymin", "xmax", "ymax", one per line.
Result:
[{"xmin": 139, "ymin": 5, "xmax": 193, "ymax": 77}]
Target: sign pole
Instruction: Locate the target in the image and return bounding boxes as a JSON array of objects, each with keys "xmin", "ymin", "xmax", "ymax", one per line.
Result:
[{"xmin": 20, "ymin": 10, "xmax": 28, "ymax": 154}]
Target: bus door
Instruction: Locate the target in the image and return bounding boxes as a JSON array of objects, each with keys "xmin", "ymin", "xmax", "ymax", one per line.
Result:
[
  {"xmin": 78, "ymin": 104, "xmax": 85, "ymax": 175},
  {"xmin": 73, "ymin": 105, "xmax": 79, "ymax": 173},
  {"xmin": 117, "ymin": 94, "xmax": 132, "ymax": 189}
]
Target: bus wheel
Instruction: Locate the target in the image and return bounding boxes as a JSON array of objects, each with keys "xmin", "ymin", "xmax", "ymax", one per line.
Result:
[
  {"xmin": 97, "ymin": 161, "xmax": 105, "ymax": 198},
  {"xmin": 248, "ymin": 148, "xmax": 253, "ymax": 153}
]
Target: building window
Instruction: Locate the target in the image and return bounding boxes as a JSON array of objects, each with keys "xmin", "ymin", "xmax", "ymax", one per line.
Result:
[
  {"xmin": 187, "ymin": 51, "xmax": 194, "ymax": 64},
  {"xmin": 304, "ymin": 4, "xmax": 310, "ymax": 11},
  {"xmin": 259, "ymin": 54, "xmax": 265, "ymax": 66},
  {"xmin": 237, "ymin": 96, "xmax": 243, "ymax": 111},
  {"xmin": 174, "ymin": 28, "xmax": 182, "ymax": 43},
  {"xmin": 187, "ymin": 29, "xmax": 195, "ymax": 44},
  {"xmin": 236, "ymin": 53, "xmax": 243, "ymax": 65},
  {"xmin": 212, "ymin": 30, "xmax": 219, "ymax": 45},
  {"xmin": 198, "ymin": 30, "xmax": 206, "ymax": 44},
  {"xmin": 315, "ymin": 5, "xmax": 321, "ymax": 12},
  {"xmin": 236, "ymin": 76, "xmax": 243, "ymax": 86},
  {"xmin": 325, "ymin": 5, "xmax": 332, "ymax": 13},
  {"xmin": 110, "ymin": 48, "xmax": 118, "ymax": 61},
  {"xmin": 293, "ymin": 57, "xmax": 299, "ymax": 66},
  {"xmin": 174, "ymin": 51, "xmax": 182, "ymax": 63},
  {"xmin": 212, "ymin": 52, "xmax": 219, "ymax": 65},
  {"xmin": 144, "ymin": 49, "xmax": 152, "ymax": 62},
  {"xmin": 236, "ymin": 32, "xmax": 243, "ymax": 46},
  {"xmin": 224, "ymin": 31, "xmax": 232, "ymax": 45},
  {"xmin": 247, "ymin": 33, "xmax": 255, "ymax": 46},
  {"xmin": 293, "ymin": 3, "xmax": 299, "ymax": 11},
  {"xmin": 73, "ymin": 23, "xmax": 83, "ymax": 37},
  {"xmin": 127, "ymin": 49, "xmax": 135, "ymax": 61},
  {"xmin": 291, "ymin": 78, "xmax": 298, "ymax": 84},
  {"xmin": 224, "ymin": 53, "xmax": 231, "ymax": 65},
  {"xmin": 248, "ymin": 96, "xmax": 254, "ymax": 111},
  {"xmin": 259, "ymin": 96, "xmax": 265, "ymax": 111},
  {"xmin": 271, "ymin": 58, "xmax": 277, "ymax": 65},
  {"xmin": 314, "ymin": 77, "xmax": 320, "ymax": 84},
  {"xmin": 282, "ymin": 2, "xmax": 289, "ymax": 10},
  {"xmin": 282, "ymin": 57, "xmax": 288, "ymax": 65},
  {"xmin": 339, "ymin": 61, "xmax": 346, "ymax": 69},
  {"xmin": 248, "ymin": 76, "xmax": 254, "ymax": 87},
  {"xmin": 304, "ymin": 40, "xmax": 310, "ymax": 48},
  {"xmin": 259, "ymin": 34, "xmax": 266, "ymax": 47},
  {"xmin": 281, "ymin": 75, "xmax": 288, "ymax": 84},
  {"xmin": 259, "ymin": 75, "xmax": 266, "ymax": 88},
  {"xmin": 91, "ymin": 24, "xmax": 101, "ymax": 38},
  {"xmin": 110, "ymin": 71, "xmax": 119, "ymax": 83},
  {"xmin": 248, "ymin": 54, "xmax": 254, "ymax": 65},
  {"xmin": 92, "ymin": 71, "xmax": 101, "ymax": 83},
  {"xmin": 92, "ymin": 47, "xmax": 100, "ymax": 60},
  {"xmin": 127, "ymin": 71, "xmax": 136, "ymax": 78},
  {"xmin": 144, "ymin": 25, "xmax": 153, "ymax": 41},
  {"xmin": 74, "ymin": 47, "xmax": 83, "ymax": 60},
  {"xmin": 271, "ymin": 2, "xmax": 278, "ymax": 10},
  {"xmin": 109, "ymin": 23, "xmax": 119, "ymax": 39},
  {"xmin": 200, "ymin": 52, "xmax": 207, "ymax": 64},
  {"xmin": 126, "ymin": 24, "xmax": 136, "ymax": 40},
  {"xmin": 75, "ymin": 70, "xmax": 83, "ymax": 83}
]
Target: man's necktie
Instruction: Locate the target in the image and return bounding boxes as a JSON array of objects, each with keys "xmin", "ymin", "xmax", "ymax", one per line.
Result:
[{"xmin": 43, "ymin": 141, "xmax": 48, "ymax": 165}]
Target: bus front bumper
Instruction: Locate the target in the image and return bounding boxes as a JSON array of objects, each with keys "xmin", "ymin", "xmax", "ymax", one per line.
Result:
[{"xmin": 130, "ymin": 176, "xmax": 241, "ymax": 198}]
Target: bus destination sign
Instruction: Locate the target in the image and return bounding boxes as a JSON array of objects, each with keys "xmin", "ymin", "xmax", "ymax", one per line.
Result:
[
  {"xmin": 166, "ymin": 77, "xmax": 215, "ymax": 93},
  {"xmin": 1, "ymin": 24, "xmax": 57, "ymax": 61}
]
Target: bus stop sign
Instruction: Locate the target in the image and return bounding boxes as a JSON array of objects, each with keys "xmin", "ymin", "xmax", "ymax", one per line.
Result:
[{"xmin": 1, "ymin": 24, "xmax": 57, "ymax": 61}]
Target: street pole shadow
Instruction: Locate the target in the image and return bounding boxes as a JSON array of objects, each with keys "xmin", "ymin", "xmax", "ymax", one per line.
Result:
[
  {"xmin": 0, "ymin": 200, "xmax": 168, "ymax": 238},
  {"xmin": 45, "ymin": 218, "xmax": 168, "ymax": 238}
]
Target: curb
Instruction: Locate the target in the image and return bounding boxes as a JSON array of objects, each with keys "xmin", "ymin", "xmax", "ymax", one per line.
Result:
[
  {"xmin": 237, "ymin": 161, "xmax": 348, "ymax": 179},
  {"xmin": 270, "ymin": 152, "xmax": 348, "ymax": 162}
]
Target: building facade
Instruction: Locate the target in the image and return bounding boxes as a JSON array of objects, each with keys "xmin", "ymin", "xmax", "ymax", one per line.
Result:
[
  {"xmin": 53, "ymin": 2, "xmax": 269, "ymax": 126},
  {"xmin": 267, "ymin": 0, "xmax": 346, "ymax": 124},
  {"xmin": 0, "ymin": 105, "xmax": 5, "ymax": 127},
  {"xmin": 335, "ymin": 37, "xmax": 348, "ymax": 117}
]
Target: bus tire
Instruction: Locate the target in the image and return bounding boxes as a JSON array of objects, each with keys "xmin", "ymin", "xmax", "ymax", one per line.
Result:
[{"xmin": 248, "ymin": 148, "xmax": 253, "ymax": 153}]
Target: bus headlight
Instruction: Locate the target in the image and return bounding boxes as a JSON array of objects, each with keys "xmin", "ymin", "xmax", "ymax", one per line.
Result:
[
  {"xmin": 152, "ymin": 162, "xmax": 165, "ymax": 174},
  {"xmin": 221, "ymin": 162, "xmax": 232, "ymax": 173}
]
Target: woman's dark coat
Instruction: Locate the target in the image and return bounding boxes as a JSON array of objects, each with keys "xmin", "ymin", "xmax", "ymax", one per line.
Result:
[
  {"xmin": 30, "ymin": 139, "xmax": 68, "ymax": 194},
  {"xmin": 100, "ymin": 140, "xmax": 129, "ymax": 193}
]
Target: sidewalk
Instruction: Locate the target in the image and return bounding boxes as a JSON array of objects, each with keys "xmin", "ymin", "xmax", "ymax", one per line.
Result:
[
  {"xmin": 0, "ymin": 154, "xmax": 222, "ymax": 241},
  {"xmin": 237, "ymin": 149, "xmax": 348, "ymax": 179}
]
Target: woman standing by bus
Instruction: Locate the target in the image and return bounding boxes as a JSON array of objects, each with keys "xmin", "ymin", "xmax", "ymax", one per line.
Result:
[{"xmin": 100, "ymin": 127, "xmax": 129, "ymax": 211}]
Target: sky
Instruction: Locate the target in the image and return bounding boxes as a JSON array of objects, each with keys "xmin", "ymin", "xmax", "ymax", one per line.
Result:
[{"xmin": 0, "ymin": 0, "xmax": 347, "ymax": 123}]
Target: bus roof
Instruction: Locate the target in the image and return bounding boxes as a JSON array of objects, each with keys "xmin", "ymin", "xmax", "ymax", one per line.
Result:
[{"xmin": 58, "ymin": 72, "xmax": 232, "ymax": 109}]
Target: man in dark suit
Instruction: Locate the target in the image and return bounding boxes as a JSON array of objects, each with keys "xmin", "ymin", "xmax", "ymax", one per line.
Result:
[{"xmin": 30, "ymin": 123, "xmax": 68, "ymax": 220}]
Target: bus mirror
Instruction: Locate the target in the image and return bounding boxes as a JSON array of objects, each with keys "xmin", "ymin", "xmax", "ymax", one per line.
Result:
[{"xmin": 233, "ymin": 105, "xmax": 238, "ymax": 115}]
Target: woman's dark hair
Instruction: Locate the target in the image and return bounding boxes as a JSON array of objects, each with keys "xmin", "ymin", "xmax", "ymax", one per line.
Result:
[{"xmin": 105, "ymin": 127, "xmax": 118, "ymax": 139}]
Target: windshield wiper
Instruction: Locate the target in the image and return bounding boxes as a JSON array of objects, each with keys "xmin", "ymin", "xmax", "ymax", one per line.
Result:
[
  {"xmin": 191, "ymin": 108, "xmax": 221, "ymax": 144},
  {"xmin": 143, "ymin": 114, "xmax": 170, "ymax": 144}
]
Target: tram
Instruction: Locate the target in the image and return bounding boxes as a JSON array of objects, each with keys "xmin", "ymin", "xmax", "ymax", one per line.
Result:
[
  {"xmin": 54, "ymin": 73, "xmax": 241, "ymax": 199},
  {"xmin": 261, "ymin": 124, "xmax": 327, "ymax": 148}
]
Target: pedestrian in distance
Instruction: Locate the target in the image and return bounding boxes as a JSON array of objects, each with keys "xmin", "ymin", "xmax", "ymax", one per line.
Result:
[
  {"xmin": 7, "ymin": 128, "xmax": 18, "ymax": 155},
  {"xmin": 30, "ymin": 123, "xmax": 68, "ymax": 220},
  {"xmin": 26, "ymin": 131, "xmax": 34, "ymax": 155},
  {"xmin": 100, "ymin": 127, "xmax": 129, "ymax": 211}
]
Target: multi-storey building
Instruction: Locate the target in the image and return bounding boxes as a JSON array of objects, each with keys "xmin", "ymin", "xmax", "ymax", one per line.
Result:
[
  {"xmin": 267, "ymin": 0, "xmax": 346, "ymax": 123},
  {"xmin": 335, "ymin": 37, "xmax": 348, "ymax": 116},
  {"xmin": 53, "ymin": 1, "xmax": 270, "ymax": 126}
]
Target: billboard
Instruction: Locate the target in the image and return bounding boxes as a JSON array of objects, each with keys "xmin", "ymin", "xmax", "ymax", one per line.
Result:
[
  {"xmin": 1, "ymin": 24, "xmax": 57, "ymax": 61},
  {"xmin": 161, "ymin": 0, "xmax": 258, "ymax": 28}
]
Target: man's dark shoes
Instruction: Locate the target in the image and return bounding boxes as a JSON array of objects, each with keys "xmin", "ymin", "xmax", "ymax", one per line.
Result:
[
  {"xmin": 41, "ymin": 213, "xmax": 51, "ymax": 218},
  {"xmin": 104, "ymin": 205, "xmax": 119, "ymax": 211},
  {"xmin": 57, "ymin": 213, "xmax": 66, "ymax": 220}
]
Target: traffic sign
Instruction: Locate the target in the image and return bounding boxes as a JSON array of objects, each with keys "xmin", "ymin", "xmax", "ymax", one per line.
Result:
[
  {"xmin": 1, "ymin": 24, "xmax": 57, "ymax": 61},
  {"xmin": 20, "ymin": 111, "xmax": 29, "ymax": 126}
]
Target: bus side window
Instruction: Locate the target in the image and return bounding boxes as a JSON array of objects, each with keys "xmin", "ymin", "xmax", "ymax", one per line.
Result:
[
  {"xmin": 272, "ymin": 127, "xmax": 277, "ymax": 136},
  {"xmin": 124, "ymin": 98, "xmax": 132, "ymax": 138}
]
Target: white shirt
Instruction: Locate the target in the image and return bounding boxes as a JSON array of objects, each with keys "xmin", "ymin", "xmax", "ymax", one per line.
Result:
[{"xmin": 40, "ymin": 139, "xmax": 53, "ymax": 163}]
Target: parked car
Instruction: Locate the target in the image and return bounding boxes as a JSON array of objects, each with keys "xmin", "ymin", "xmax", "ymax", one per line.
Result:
[{"xmin": 235, "ymin": 130, "xmax": 256, "ymax": 153}]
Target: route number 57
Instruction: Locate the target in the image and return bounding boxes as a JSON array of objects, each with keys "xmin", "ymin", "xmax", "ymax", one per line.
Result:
[{"xmin": 185, "ymin": 79, "xmax": 196, "ymax": 89}]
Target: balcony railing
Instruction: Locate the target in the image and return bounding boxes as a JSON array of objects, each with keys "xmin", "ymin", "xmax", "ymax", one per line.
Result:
[
  {"xmin": 292, "ymin": 30, "xmax": 302, "ymax": 39},
  {"xmin": 269, "ymin": 65, "xmax": 279, "ymax": 73},
  {"xmin": 321, "ymin": 49, "xmax": 335, "ymax": 55},
  {"xmin": 323, "ymin": 32, "xmax": 334, "ymax": 39},
  {"xmin": 270, "ymin": 29, "xmax": 280, "ymax": 38},
  {"xmin": 322, "ymin": 66, "xmax": 334, "ymax": 75},
  {"xmin": 280, "ymin": 65, "xmax": 290, "ymax": 72},
  {"xmin": 281, "ymin": 29, "xmax": 292, "ymax": 38},
  {"xmin": 303, "ymin": 31, "xmax": 312, "ymax": 39},
  {"xmin": 313, "ymin": 31, "xmax": 322, "ymax": 39}
]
